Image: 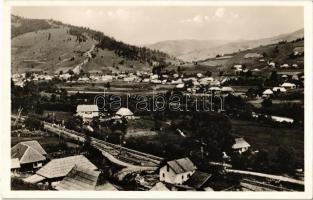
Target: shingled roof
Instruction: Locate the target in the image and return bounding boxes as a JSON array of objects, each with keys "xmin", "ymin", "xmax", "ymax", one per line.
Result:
[
  {"xmin": 36, "ymin": 155, "xmax": 97, "ymax": 179},
  {"xmin": 167, "ymin": 157, "xmax": 197, "ymax": 174},
  {"xmin": 186, "ymin": 171, "xmax": 212, "ymax": 190},
  {"xmin": 232, "ymin": 138, "xmax": 250, "ymax": 150},
  {"xmin": 11, "ymin": 140, "xmax": 46, "ymax": 164},
  {"xmin": 56, "ymin": 165, "xmax": 117, "ymax": 191},
  {"xmin": 150, "ymin": 182, "xmax": 170, "ymax": 191}
]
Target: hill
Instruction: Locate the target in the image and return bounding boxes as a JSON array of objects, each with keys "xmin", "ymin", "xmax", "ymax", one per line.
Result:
[
  {"xmin": 147, "ymin": 29, "xmax": 304, "ymax": 62},
  {"xmin": 11, "ymin": 15, "xmax": 172, "ymax": 74},
  {"xmin": 171, "ymin": 38, "xmax": 304, "ymax": 76}
]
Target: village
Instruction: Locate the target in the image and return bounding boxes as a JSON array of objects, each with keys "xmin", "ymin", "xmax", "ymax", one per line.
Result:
[
  {"xmin": 11, "ymin": 46, "xmax": 304, "ymax": 191},
  {"xmin": 10, "ymin": 10, "xmax": 305, "ymax": 192}
]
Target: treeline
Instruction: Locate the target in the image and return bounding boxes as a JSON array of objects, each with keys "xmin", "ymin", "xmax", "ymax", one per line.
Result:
[
  {"xmin": 11, "ymin": 15, "xmax": 52, "ymax": 38},
  {"xmin": 67, "ymin": 25, "xmax": 168, "ymax": 63}
]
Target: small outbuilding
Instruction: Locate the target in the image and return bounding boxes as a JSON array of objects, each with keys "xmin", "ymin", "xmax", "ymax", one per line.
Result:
[
  {"xmin": 272, "ymin": 87, "xmax": 287, "ymax": 93},
  {"xmin": 232, "ymin": 138, "xmax": 251, "ymax": 154},
  {"xmin": 116, "ymin": 107, "xmax": 134, "ymax": 119},
  {"xmin": 262, "ymin": 89, "xmax": 273, "ymax": 97},
  {"xmin": 281, "ymin": 82, "xmax": 296, "ymax": 89}
]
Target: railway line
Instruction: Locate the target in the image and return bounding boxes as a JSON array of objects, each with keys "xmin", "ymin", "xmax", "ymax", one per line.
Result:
[
  {"xmin": 240, "ymin": 179, "xmax": 293, "ymax": 191},
  {"xmin": 42, "ymin": 122, "xmax": 164, "ymax": 167}
]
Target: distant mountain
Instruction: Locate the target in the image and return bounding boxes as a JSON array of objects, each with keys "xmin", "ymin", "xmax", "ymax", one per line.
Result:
[
  {"xmin": 11, "ymin": 15, "xmax": 172, "ymax": 74},
  {"xmin": 147, "ymin": 29, "xmax": 304, "ymax": 62}
]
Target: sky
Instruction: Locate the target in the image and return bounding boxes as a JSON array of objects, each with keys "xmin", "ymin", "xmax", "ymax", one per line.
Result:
[{"xmin": 12, "ymin": 6, "xmax": 304, "ymax": 45}]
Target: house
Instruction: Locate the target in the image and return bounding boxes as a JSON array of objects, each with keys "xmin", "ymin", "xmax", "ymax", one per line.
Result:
[
  {"xmin": 271, "ymin": 116, "xmax": 294, "ymax": 123},
  {"xmin": 268, "ymin": 62, "xmax": 276, "ymax": 68},
  {"xmin": 176, "ymin": 83, "xmax": 185, "ymax": 89},
  {"xmin": 292, "ymin": 75, "xmax": 299, "ymax": 80},
  {"xmin": 244, "ymin": 53, "xmax": 263, "ymax": 59},
  {"xmin": 59, "ymin": 73, "xmax": 71, "ymax": 80},
  {"xmin": 280, "ymin": 64, "xmax": 290, "ymax": 68},
  {"xmin": 159, "ymin": 157, "xmax": 197, "ymax": 185},
  {"xmin": 101, "ymin": 75, "xmax": 113, "ymax": 82},
  {"xmin": 272, "ymin": 87, "xmax": 287, "ymax": 93},
  {"xmin": 293, "ymin": 47, "xmax": 304, "ymax": 56},
  {"xmin": 24, "ymin": 155, "xmax": 97, "ymax": 185},
  {"xmin": 221, "ymin": 87, "xmax": 234, "ymax": 93},
  {"xmin": 233, "ymin": 64, "xmax": 242, "ymax": 70},
  {"xmin": 76, "ymin": 105, "xmax": 99, "ymax": 121},
  {"xmin": 55, "ymin": 165, "xmax": 117, "ymax": 191},
  {"xmin": 209, "ymin": 80, "xmax": 221, "ymax": 87},
  {"xmin": 209, "ymin": 87, "xmax": 221, "ymax": 92},
  {"xmin": 196, "ymin": 73, "xmax": 203, "ymax": 78},
  {"xmin": 232, "ymin": 138, "xmax": 250, "ymax": 154},
  {"xmin": 78, "ymin": 77, "xmax": 90, "ymax": 83},
  {"xmin": 292, "ymin": 64, "xmax": 299, "ymax": 68},
  {"xmin": 262, "ymin": 89, "xmax": 273, "ymax": 97},
  {"xmin": 281, "ymin": 82, "xmax": 296, "ymax": 89},
  {"xmin": 11, "ymin": 140, "xmax": 47, "ymax": 171},
  {"xmin": 115, "ymin": 107, "xmax": 134, "ymax": 119}
]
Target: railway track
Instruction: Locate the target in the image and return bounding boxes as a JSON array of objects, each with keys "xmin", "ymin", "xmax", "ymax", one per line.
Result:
[
  {"xmin": 240, "ymin": 179, "xmax": 292, "ymax": 191},
  {"xmin": 43, "ymin": 122, "xmax": 164, "ymax": 167}
]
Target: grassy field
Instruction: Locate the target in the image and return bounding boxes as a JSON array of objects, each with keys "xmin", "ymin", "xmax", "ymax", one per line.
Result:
[
  {"xmin": 42, "ymin": 110, "xmax": 73, "ymax": 121},
  {"xmin": 60, "ymin": 81, "xmax": 175, "ymax": 95},
  {"xmin": 230, "ymin": 119, "xmax": 304, "ymax": 166}
]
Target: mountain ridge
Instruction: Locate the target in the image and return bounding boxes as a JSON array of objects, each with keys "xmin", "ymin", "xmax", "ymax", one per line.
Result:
[{"xmin": 147, "ymin": 28, "xmax": 304, "ymax": 62}]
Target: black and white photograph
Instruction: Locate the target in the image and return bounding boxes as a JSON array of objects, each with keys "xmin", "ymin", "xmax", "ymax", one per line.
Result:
[{"xmin": 1, "ymin": 0, "xmax": 313, "ymax": 198}]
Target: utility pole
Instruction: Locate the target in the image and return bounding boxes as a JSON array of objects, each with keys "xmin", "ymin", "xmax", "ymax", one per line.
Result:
[{"xmin": 119, "ymin": 134, "xmax": 123, "ymax": 158}]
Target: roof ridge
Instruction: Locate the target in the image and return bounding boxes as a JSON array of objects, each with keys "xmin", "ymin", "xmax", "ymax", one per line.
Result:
[
  {"xmin": 19, "ymin": 146, "xmax": 31, "ymax": 163},
  {"xmin": 173, "ymin": 159, "xmax": 185, "ymax": 173},
  {"xmin": 23, "ymin": 143, "xmax": 45, "ymax": 157}
]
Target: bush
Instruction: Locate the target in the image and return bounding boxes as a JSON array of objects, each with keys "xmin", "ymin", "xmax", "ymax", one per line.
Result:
[{"xmin": 24, "ymin": 117, "xmax": 43, "ymax": 130}]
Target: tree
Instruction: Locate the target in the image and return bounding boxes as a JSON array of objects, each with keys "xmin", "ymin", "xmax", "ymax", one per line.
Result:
[
  {"xmin": 205, "ymin": 71, "xmax": 212, "ymax": 77},
  {"xmin": 106, "ymin": 82, "xmax": 111, "ymax": 90},
  {"xmin": 25, "ymin": 117, "xmax": 43, "ymax": 131},
  {"xmin": 275, "ymin": 145, "xmax": 296, "ymax": 173},
  {"xmin": 253, "ymin": 150, "xmax": 269, "ymax": 171},
  {"xmin": 65, "ymin": 116, "xmax": 83, "ymax": 131},
  {"xmin": 183, "ymin": 112, "xmax": 233, "ymax": 161},
  {"xmin": 68, "ymin": 70, "xmax": 74, "ymax": 75},
  {"xmin": 261, "ymin": 98, "xmax": 272, "ymax": 108}
]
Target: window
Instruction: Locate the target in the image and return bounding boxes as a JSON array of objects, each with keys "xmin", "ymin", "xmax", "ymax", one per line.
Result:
[
  {"xmin": 162, "ymin": 173, "xmax": 165, "ymax": 178},
  {"xmin": 167, "ymin": 165, "xmax": 169, "ymax": 172},
  {"xmin": 182, "ymin": 175, "xmax": 184, "ymax": 179}
]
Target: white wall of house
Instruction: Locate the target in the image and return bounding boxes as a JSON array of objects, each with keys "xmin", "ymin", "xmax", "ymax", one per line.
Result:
[
  {"xmin": 235, "ymin": 147, "xmax": 249, "ymax": 154},
  {"xmin": 159, "ymin": 165, "xmax": 195, "ymax": 185},
  {"xmin": 77, "ymin": 111, "xmax": 99, "ymax": 120}
]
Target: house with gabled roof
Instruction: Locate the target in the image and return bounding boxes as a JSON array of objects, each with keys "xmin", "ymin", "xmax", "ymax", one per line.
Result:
[
  {"xmin": 24, "ymin": 155, "xmax": 98, "ymax": 185},
  {"xmin": 159, "ymin": 157, "xmax": 197, "ymax": 185},
  {"xmin": 76, "ymin": 104, "xmax": 99, "ymax": 121},
  {"xmin": 55, "ymin": 165, "xmax": 117, "ymax": 191},
  {"xmin": 11, "ymin": 140, "xmax": 47, "ymax": 171}
]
